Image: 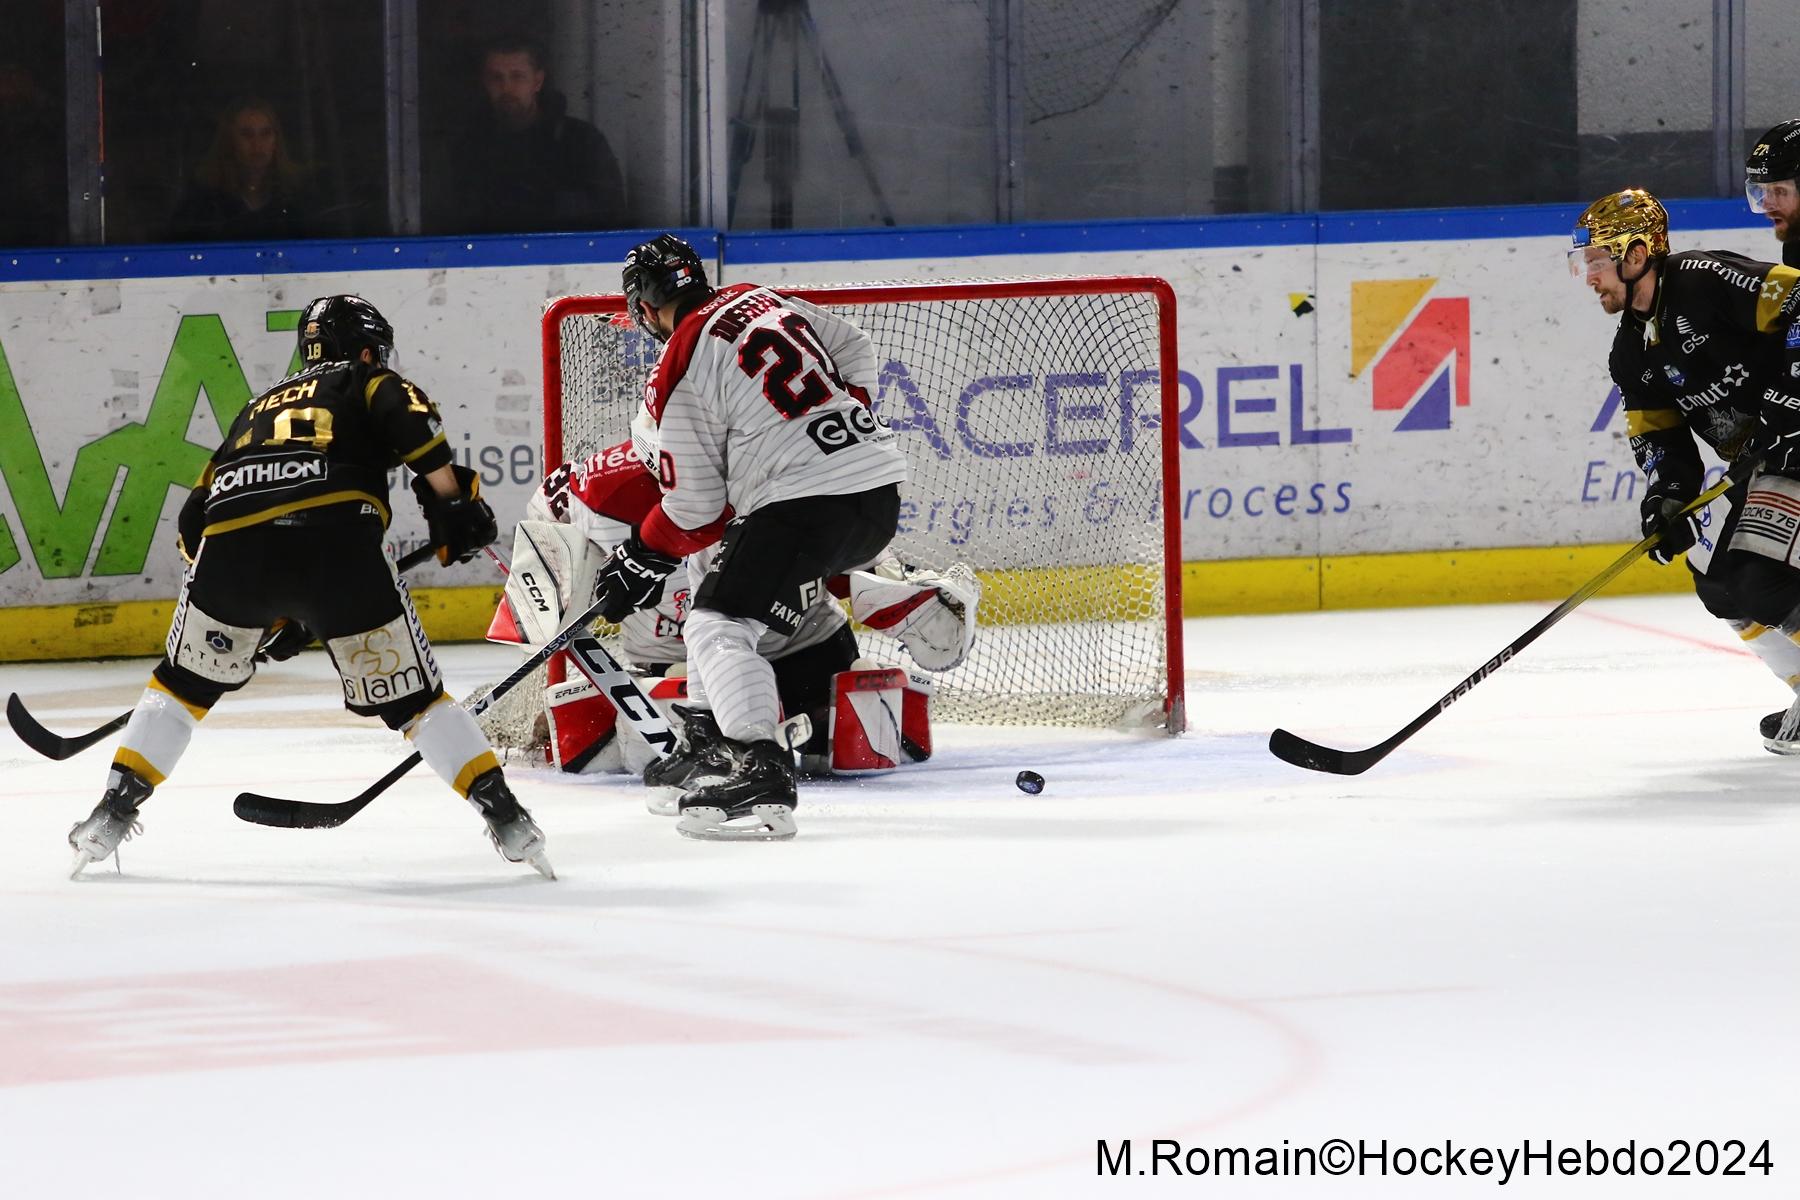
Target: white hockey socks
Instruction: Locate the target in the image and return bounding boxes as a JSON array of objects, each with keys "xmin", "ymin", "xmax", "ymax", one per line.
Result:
[
  {"xmin": 684, "ymin": 608, "xmax": 779, "ymax": 744},
  {"xmin": 1734, "ymin": 618, "xmax": 1800, "ymax": 690},
  {"xmin": 846, "ymin": 559, "xmax": 981, "ymax": 671},
  {"xmin": 406, "ymin": 695, "xmax": 501, "ymax": 796},
  {"xmin": 109, "ymin": 679, "xmax": 206, "ymax": 786}
]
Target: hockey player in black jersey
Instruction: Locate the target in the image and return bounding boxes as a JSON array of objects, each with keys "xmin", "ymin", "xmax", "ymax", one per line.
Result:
[
  {"xmin": 66, "ymin": 295, "xmax": 553, "ymax": 878},
  {"xmin": 1572, "ymin": 188, "xmax": 1800, "ymax": 753},
  {"xmin": 1746, "ymin": 120, "xmax": 1800, "ymax": 271},
  {"xmin": 1743, "ymin": 124, "xmax": 1800, "ymax": 749}
]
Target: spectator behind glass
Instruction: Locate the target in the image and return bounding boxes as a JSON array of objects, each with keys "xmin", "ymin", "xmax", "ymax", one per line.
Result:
[
  {"xmin": 169, "ymin": 98, "xmax": 318, "ymax": 242},
  {"xmin": 0, "ymin": 60, "xmax": 64, "ymax": 247},
  {"xmin": 454, "ymin": 37, "xmax": 627, "ymax": 234}
]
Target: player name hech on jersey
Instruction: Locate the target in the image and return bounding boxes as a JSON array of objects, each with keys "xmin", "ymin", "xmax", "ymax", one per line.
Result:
[{"xmin": 642, "ymin": 284, "xmax": 909, "ymax": 545}]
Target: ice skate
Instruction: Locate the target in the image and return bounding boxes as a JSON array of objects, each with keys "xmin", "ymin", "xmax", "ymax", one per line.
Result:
[
  {"xmin": 644, "ymin": 704, "xmax": 734, "ymax": 816},
  {"xmin": 467, "ymin": 769, "xmax": 555, "ymax": 879},
  {"xmin": 69, "ymin": 768, "xmax": 151, "ymax": 879},
  {"xmin": 676, "ymin": 738, "xmax": 798, "ymax": 841},
  {"xmin": 1761, "ymin": 701, "xmax": 1800, "ymax": 755}
]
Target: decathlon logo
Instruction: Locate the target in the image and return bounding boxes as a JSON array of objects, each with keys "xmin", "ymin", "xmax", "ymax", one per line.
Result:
[
  {"xmin": 210, "ymin": 455, "xmax": 325, "ymax": 496},
  {"xmin": 1350, "ymin": 278, "xmax": 1470, "ymax": 431}
]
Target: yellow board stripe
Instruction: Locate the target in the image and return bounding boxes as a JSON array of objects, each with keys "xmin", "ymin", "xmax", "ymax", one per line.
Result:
[
  {"xmin": 0, "ymin": 545, "xmax": 1697, "ymax": 663},
  {"xmin": 112, "ymin": 748, "xmax": 165, "ymax": 787}
]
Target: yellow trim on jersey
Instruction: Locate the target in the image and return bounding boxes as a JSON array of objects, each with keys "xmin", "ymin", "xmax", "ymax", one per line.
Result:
[
  {"xmin": 201, "ymin": 490, "xmax": 391, "ymax": 536},
  {"xmin": 363, "ymin": 372, "xmax": 390, "ymax": 406},
  {"xmin": 399, "ymin": 431, "xmax": 447, "ymax": 464},
  {"xmin": 148, "ymin": 677, "xmax": 212, "ymax": 721},
  {"xmin": 1625, "ymin": 408, "xmax": 1684, "ymax": 437},
  {"xmin": 112, "ymin": 748, "xmax": 166, "ymax": 787},
  {"xmin": 1757, "ymin": 264, "xmax": 1800, "ymax": 332}
]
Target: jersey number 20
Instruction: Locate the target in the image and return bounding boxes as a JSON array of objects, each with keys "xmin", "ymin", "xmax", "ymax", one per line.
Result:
[{"xmin": 736, "ymin": 312, "xmax": 848, "ymax": 419}]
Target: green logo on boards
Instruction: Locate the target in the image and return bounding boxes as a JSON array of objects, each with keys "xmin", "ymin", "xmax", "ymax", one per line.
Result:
[{"xmin": 0, "ymin": 310, "xmax": 302, "ymax": 579}]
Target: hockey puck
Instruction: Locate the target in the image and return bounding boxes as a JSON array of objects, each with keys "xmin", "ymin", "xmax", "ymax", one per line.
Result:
[{"xmin": 1015, "ymin": 769, "xmax": 1045, "ymax": 795}]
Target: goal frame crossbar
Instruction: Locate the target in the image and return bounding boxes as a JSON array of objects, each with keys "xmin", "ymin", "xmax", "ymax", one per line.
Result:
[{"xmin": 542, "ymin": 275, "xmax": 1186, "ymax": 731}]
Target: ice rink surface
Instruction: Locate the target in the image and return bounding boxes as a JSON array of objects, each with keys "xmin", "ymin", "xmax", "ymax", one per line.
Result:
[{"xmin": 0, "ymin": 593, "xmax": 1795, "ymax": 1198}]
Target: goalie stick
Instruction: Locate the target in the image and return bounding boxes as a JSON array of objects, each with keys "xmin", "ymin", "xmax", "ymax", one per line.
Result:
[
  {"xmin": 233, "ymin": 597, "xmax": 679, "ymax": 830},
  {"xmin": 1269, "ymin": 470, "xmax": 1743, "ymax": 775},
  {"xmin": 6, "ymin": 542, "xmax": 440, "ymax": 763}
]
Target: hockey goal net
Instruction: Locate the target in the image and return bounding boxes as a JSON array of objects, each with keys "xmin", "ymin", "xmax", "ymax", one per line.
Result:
[{"xmin": 487, "ymin": 276, "xmax": 1184, "ymax": 745}]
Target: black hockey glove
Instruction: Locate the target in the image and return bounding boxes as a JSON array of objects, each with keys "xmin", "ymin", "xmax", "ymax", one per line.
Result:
[
  {"xmin": 592, "ymin": 531, "xmax": 680, "ymax": 622},
  {"xmin": 412, "ymin": 465, "xmax": 498, "ymax": 566},
  {"xmin": 255, "ymin": 618, "xmax": 315, "ymax": 663},
  {"xmin": 1640, "ymin": 486, "xmax": 1700, "ymax": 565}
]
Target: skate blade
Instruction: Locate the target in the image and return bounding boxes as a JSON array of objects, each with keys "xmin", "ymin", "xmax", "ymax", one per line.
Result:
[
  {"xmin": 526, "ymin": 852, "xmax": 556, "ymax": 881},
  {"xmin": 645, "ymin": 786, "xmax": 681, "ymax": 817},
  {"xmin": 676, "ymin": 803, "xmax": 796, "ymax": 842},
  {"xmin": 69, "ymin": 847, "xmax": 103, "ymax": 880},
  {"xmin": 1765, "ymin": 735, "xmax": 1800, "ymax": 755}
]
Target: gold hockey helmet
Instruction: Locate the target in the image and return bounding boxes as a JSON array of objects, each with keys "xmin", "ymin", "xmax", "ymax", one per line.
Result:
[{"xmin": 1569, "ymin": 189, "xmax": 1669, "ymax": 279}]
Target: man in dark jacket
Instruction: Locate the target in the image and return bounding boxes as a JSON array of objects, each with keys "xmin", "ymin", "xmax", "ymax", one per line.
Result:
[{"xmin": 456, "ymin": 37, "xmax": 626, "ymax": 234}]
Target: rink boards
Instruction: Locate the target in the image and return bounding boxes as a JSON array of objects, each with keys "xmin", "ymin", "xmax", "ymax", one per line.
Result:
[{"xmin": 0, "ymin": 201, "xmax": 1773, "ymax": 659}]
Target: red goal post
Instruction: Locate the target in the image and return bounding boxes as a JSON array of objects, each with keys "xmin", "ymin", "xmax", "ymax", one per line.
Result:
[{"xmin": 541, "ymin": 275, "xmax": 1185, "ymax": 732}]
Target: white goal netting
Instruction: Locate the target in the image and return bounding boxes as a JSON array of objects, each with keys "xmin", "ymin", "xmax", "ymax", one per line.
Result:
[{"xmin": 483, "ymin": 276, "xmax": 1184, "ymax": 752}]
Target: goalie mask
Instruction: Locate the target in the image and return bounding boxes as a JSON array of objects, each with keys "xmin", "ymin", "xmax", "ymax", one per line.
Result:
[
  {"xmin": 622, "ymin": 234, "xmax": 710, "ymax": 341},
  {"xmin": 299, "ymin": 295, "xmax": 394, "ymax": 367}
]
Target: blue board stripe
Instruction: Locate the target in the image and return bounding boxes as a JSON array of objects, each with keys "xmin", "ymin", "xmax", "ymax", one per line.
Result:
[{"xmin": 0, "ymin": 199, "xmax": 1770, "ymax": 284}]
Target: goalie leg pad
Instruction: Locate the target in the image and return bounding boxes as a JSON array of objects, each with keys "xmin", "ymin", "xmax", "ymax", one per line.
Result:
[
  {"xmin": 545, "ymin": 673, "xmax": 622, "ymax": 774},
  {"xmin": 900, "ymin": 672, "xmax": 935, "ymax": 763},
  {"xmin": 847, "ymin": 561, "xmax": 981, "ymax": 671},
  {"xmin": 827, "ymin": 666, "xmax": 908, "ymax": 775}
]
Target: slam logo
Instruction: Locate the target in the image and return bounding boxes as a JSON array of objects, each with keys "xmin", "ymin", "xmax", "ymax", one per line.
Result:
[{"xmin": 1350, "ymin": 279, "xmax": 1470, "ymax": 431}]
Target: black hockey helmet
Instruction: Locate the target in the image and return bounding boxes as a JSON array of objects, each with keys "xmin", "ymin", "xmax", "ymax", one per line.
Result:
[
  {"xmin": 298, "ymin": 295, "xmax": 394, "ymax": 367},
  {"xmin": 622, "ymin": 234, "xmax": 710, "ymax": 340},
  {"xmin": 1746, "ymin": 120, "xmax": 1800, "ymax": 211}
]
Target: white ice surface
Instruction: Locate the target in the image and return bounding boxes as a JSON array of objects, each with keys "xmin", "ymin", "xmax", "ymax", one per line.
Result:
[{"xmin": 0, "ymin": 594, "xmax": 1794, "ymax": 1199}]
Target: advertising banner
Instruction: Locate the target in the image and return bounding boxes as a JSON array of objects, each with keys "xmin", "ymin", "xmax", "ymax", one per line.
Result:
[{"xmin": 0, "ymin": 208, "xmax": 1779, "ymax": 656}]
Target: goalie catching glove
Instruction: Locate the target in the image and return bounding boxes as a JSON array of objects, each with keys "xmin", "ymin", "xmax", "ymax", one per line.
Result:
[
  {"xmin": 412, "ymin": 464, "xmax": 498, "ymax": 565},
  {"xmin": 1639, "ymin": 482, "xmax": 1700, "ymax": 566},
  {"xmin": 592, "ymin": 531, "xmax": 681, "ymax": 623}
]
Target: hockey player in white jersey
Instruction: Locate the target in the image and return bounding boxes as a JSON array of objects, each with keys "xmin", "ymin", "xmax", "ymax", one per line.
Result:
[{"xmin": 590, "ymin": 234, "xmax": 910, "ymax": 840}]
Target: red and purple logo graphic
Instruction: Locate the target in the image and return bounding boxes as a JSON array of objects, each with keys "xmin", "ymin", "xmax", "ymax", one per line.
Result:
[{"xmin": 1351, "ymin": 279, "xmax": 1470, "ymax": 431}]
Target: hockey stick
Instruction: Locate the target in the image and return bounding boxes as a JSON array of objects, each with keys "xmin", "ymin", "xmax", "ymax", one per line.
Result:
[
  {"xmin": 233, "ymin": 607, "xmax": 680, "ymax": 829},
  {"xmin": 5, "ymin": 542, "xmax": 440, "ymax": 763},
  {"xmin": 1269, "ymin": 470, "xmax": 1742, "ymax": 775}
]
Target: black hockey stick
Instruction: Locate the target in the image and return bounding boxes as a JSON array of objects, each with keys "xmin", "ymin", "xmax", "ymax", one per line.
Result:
[
  {"xmin": 4, "ymin": 542, "xmax": 440, "ymax": 764},
  {"xmin": 1269, "ymin": 471, "xmax": 1741, "ymax": 775},
  {"xmin": 232, "ymin": 604, "xmax": 678, "ymax": 829},
  {"xmin": 3, "ymin": 696, "xmax": 130, "ymax": 761}
]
